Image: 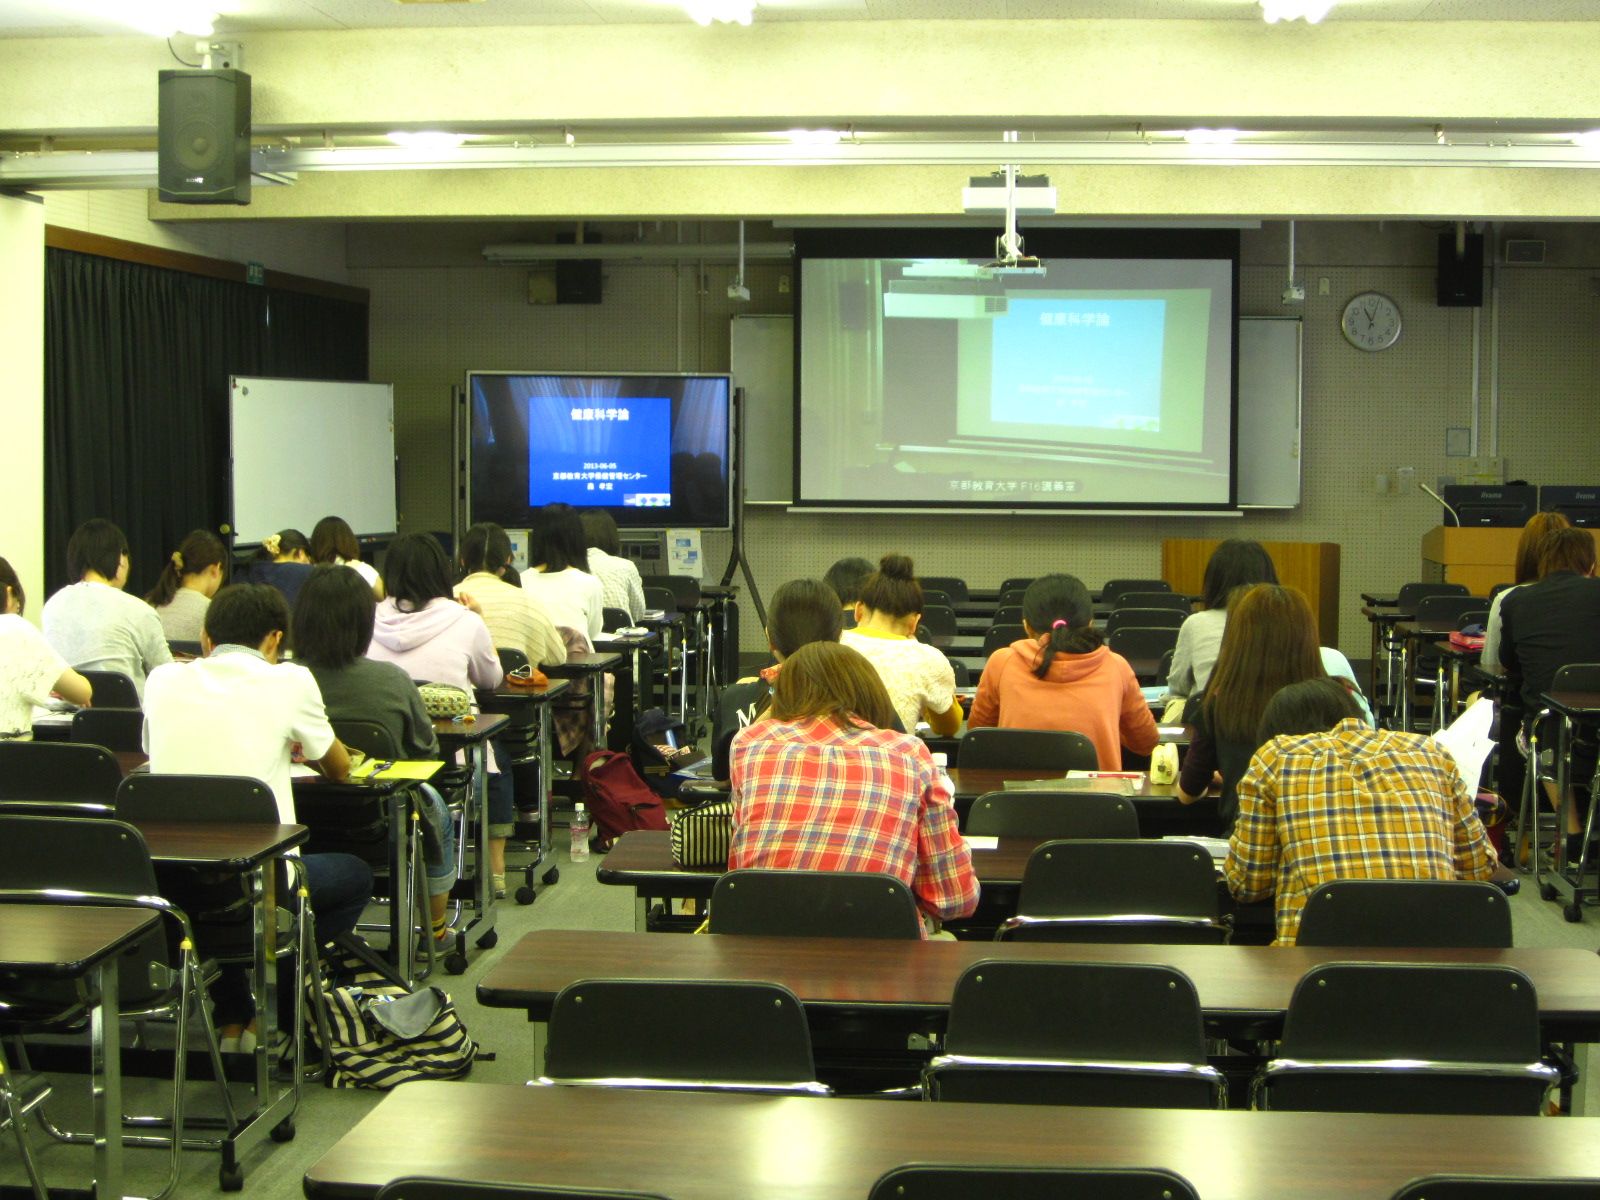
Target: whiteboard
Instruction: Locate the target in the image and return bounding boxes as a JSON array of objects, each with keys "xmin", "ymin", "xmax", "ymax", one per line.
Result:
[
  {"xmin": 731, "ymin": 313, "xmax": 1302, "ymax": 509},
  {"xmin": 229, "ymin": 376, "xmax": 397, "ymax": 544}
]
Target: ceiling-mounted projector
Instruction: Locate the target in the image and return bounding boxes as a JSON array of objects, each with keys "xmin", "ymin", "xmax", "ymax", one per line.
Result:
[{"xmin": 962, "ymin": 171, "xmax": 1057, "ymax": 216}]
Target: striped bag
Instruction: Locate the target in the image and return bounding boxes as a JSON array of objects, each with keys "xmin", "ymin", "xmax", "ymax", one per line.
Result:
[{"xmin": 308, "ymin": 948, "xmax": 478, "ymax": 1089}]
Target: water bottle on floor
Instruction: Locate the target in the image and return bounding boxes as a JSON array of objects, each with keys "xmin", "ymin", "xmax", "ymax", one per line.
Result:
[{"xmin": 570, "ymin": 803, "xmax": 592, "ymax": 862}]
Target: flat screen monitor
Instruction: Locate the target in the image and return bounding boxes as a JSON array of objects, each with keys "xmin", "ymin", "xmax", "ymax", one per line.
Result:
[
  {"xmin": 1441, "ymin": 484, "xmax": 1536, "ymax": 528},
  {"xmin": 1540, "ymin": 486, "xmax": 1600, "ymax": 528},
  {"xmin": 794, "ymin": 228, "xmax": 1238, "ymax": 512},
  {"xmin": 468, "ymin": 372, "xmax": 731, "ymax": 531}
]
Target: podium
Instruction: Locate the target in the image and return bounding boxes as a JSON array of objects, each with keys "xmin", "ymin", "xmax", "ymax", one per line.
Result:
[
  {"xmin": 1162, "ymin": 539, "xmax": 1341, "ymax": 646},
  {"xmin": 1420, "ymin": 526, "xmax": 1520, "ymax": 596}
]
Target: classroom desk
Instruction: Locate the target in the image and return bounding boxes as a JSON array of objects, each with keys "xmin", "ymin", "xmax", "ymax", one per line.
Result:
[
  {"xmin": 948, "ymin": 765, "xmax": 1204, "ymax": 828},
  {"xmin": 593, "ymin": 630, "xmax": 658, "ymax": 745},
  {"xmin": 636, "ymin": 611, "xmax": 687, "ymax": 722},
  {"xmin": 476, "ymin": 679, "xmax": 569, "ymax": 903},
  {"xmin": 1535, "ymin": 689, "xmax": 1600, "ymax": 922},
  {"xmin": 1361, "ymin": 604, "xmax": 1414, "ymax": 719},
  {"xmin": 0, "ymin": 904, "xmax": 159, "ymax": 1200},
  {"xmin": 433, "ymin": 712, "xmax": 508, "ymax": 964},
  {"xmin": 545, "ymin": 650, "xmax": 622, "ymax": 750},
  {"xmin": 303, "ymin": 1081, "xmax": 1600, "ymax": 1200},
  {"xmin": 1429, "ymin": 638, "xmax": 1484, "ymax": 729},
  {"xmin": 1391, "ymin": 618, "xmax": 1460, "ymax": 731}
]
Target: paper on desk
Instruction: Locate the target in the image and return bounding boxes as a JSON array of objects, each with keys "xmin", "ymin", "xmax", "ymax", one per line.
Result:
[
  {"xmin": 964, "ymin": 836, "xmax": 1000, "ymax": 850},
  {"xmin": 1160, "ymin": 835, "xmax": 1231, "ymax": 863},
  {"xmin": 350, "ymin": 759, "xmax": 445, "ymax": 781},
  {"xmin": 1430, "ymin": 696, "xmax": 1496, "ymax": 792}
]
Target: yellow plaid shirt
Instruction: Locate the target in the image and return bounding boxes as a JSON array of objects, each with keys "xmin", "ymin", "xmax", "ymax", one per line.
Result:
[{"xmin": 1225, "ymin": 718, "xmax": 1497, "ymax": 945}]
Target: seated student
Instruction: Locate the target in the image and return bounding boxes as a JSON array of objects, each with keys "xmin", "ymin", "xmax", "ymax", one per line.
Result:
[
  {"xmin": 310, "ymin": 515, "xmax": 384, "ymax": 598},
  {"xmin": 824, "ymin": 557, "xmax": 876, "ymax": 630},
  {"xmin": 142, "ymin": 583, "xmax": 371, "ymax": 1049},
  {"xmin": 42, "ymin": 518, "xmax": 171, "ymax": 699},
  {"xmin": 0, "ymin": 555, "xmax": 92, "ymax": 736},
  {"xmin": 292, "ymin": 566, "xmax": 458, "ymax": 944},
  {"xmin": 244, "ymin": 529, "xmax": 315, "ymax": 608},
  {"xmin": 840, "ymin": 554, "xmax": 961, "ymax": 738},
  {"xmin": 712, "ymin": 578, "xmax": 845, "ymax": 782},
  {"xmin": 369, "ymin": 532, "xmax": 504, "ymax": 696},
  {"xmin": 1225, "ymin": 677, "xmax": 1500, "ymax": 946},
  {"xmin": 580, "ymin": 510, "xmax": 646, "ymax": 622},
  {"xmin": 728, "ymin": 641, "xmax": 978, "ymax": 934},
  {"xmin": 1166, "ymin": 538, "xmax": 1278, "ymax": 705},
  {"xmin": 1482, "ymin": 509, "xmax": 1572, "ymax": 672},
  {"xmin": 1500, "ymin": 526, "xmax": 1600, "ymax": 863},
  {"xmin": 520, "ymin": 503, "xmax": 604, "ymax": 643},
  {"xmin": 968, "ymin": 573, "xmax": 1158, "ymax": 770},
  {"xmin": 144, "ymin": 529, "xmax": 226, "ymax": 645},
  {"xmin": 1178, "ymin": 584, "xmax": 1368, "ymax": 834}
]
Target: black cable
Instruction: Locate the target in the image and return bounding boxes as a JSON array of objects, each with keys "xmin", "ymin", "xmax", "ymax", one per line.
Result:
[{"xmin": 166, "ymin": 36, "xmax": 203, "ymax": 68}]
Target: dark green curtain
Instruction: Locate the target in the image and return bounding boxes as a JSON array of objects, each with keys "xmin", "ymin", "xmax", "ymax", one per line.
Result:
[{"xmin": 43, "ymin": 249, "xmax": 368, "ymax": 594}]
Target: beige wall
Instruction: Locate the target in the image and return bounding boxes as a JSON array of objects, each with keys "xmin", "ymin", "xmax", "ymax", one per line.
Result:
[
  {"xmin": 351, "ymin": 219, "xmax": 1600, "ymax": 661},
  {"xmin": 0, "ymin": 193, "xmax": 45, "ymax": 617}
]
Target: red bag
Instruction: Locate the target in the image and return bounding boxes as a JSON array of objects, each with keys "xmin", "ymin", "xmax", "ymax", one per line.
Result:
[{"xmin": 578, "ymin": 749, "xmax": 669, "ymax": 851}]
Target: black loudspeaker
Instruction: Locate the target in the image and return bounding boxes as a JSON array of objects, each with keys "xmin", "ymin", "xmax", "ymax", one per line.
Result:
[
  {"xmin": 1437, "ymin": 231, "xmax": 1484, "ymax": 307},
  {"xmin": 555, "ymin": 231, "xmax": 602, "ymax": 304},
  {"xmin": 158, "ymin": 69, "xmax": 252, "ymax": 205}
]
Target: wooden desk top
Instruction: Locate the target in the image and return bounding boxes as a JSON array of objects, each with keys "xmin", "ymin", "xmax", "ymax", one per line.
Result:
[
  {"xmin": 594, "ymin": 632, "xmax": 660, "ymax": 651},
  {"xmin": 1430, "ymin": 639, "xmax": 1483, "ymax": 661},
  {"xmin": 949, "ymin": 767, "xmax": 1186, "ymax": 803},
  {"xmin": 0, "ymin": 904, "xmax": 158, "ymax": 978},
  {"xmin": 1543, "ymin": 690, "xmax": 1600, "ymax": 717},
  {"xmin": 478, "ymin": 929, "xmax": 1600, "ymax": 1036},
  {"xmin": 304, "ymin": 1081, "xmax": 1600, "ymax": 1200},
  {"xmin": 1393, "ymin": 619, "xmax": 1466, "ymax": 639},
  {"xmin": 432, "ymin": 711, "xmax": 509, "ymax": 743},
  {"xmin": 132, "ymin": 821, "xmax": 308, "ymax": 868},
  {"xmin": 477, "ymin": 678, "xmax": 571, "ymax": 707},
  {"xmin": 547, "ymin": 651, "xmax": 623, "ymax": 674},
  {"xmin": 1361, "ymin": 606, "xmax": 1414, "ymax": 623}
]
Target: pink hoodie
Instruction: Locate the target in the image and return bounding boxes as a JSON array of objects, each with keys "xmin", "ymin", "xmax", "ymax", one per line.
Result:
[{"xmin": 367, "ymin": 598, "xmax": 503, "ymax": 694}]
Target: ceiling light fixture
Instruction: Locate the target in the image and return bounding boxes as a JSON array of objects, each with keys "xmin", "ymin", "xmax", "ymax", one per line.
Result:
[
  {"xmin": 91, "ymin": 1, "xmax": 219, "ymax": 36},
  {"xmin": 682, "ymin": 0, "xmax": 754, "ymax": 25},
  {"xmin": 1184, "ymin": 128, "xmax": 1240, "ymax": 145},
  {"xmin": 1570, "ymin": 130, "xmax": 1600, "ymax": 148},
  {"xmin": 1259, "ymin": 0, "xmax": 1335, "ymax": 23},
  {"xmin": 784, "ymin": 129, "xmax": 843, "ymax": 145},
  {"xmin": 386, "ymin": 131, "xmax": 468, "ymax": 150}
]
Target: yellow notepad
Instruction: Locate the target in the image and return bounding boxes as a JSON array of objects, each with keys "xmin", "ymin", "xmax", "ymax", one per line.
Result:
[{"xmin": 350, "ymin": 759, "xmax": 446, "ymax": 782}]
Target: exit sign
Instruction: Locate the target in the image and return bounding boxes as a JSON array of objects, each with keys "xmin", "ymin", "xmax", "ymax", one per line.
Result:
[{"xmin": 246, "ymin": 261, "xmax": 265, "ymax": 286}]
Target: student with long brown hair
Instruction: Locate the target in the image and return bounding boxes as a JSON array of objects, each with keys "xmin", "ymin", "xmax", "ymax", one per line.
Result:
[
  {"xmin": 1481, "ymin": 509, "xmax": 1571, "ymax": 672},
  {"xmin": 728, "ymin": 641, "xmax": 977, "ymax": 932},
  {"xmin": 840, "ymin": 553, "xmax": 961, "ymax": 737},
  {"xmin": 145, "ymin": 529, "xmax": 226, "ymax": 643},
  {"xmin": 310, "ymin": 515, "xmax": 383, "ymax": 597},
  {"xmin": 1176, "ymin": 584, "xmax": 1365, "ymax": 833}
]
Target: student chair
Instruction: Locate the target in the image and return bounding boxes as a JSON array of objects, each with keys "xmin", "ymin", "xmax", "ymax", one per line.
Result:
[
  {"xmin": 0, "ymin": 740, "xmax": 122, "ymax": 813},
  {"xmin": 869, "ymin": 1166, "xmax": 1199, "ymax": 1200},
  {"xmin": 947, "ymin": 657, "xmax": 970, "ymax": 689},
  {"xmin": 377, "ymin": 1182, "xmax": 672, "ymax": 1200},
  {"xmin": 966, "ymin": 791, "xmax": 1139, "ymax": 840},
  {"xmin": 0, "ymin": 1035, "xmax": 49, "ymax": 1200},
  {"xmin": 1112, "ymin": 591, "xmax": 1192, "ymax": 613},
  {"xmin": 924, "ymin": 961, "xmax": 1224, "ymax": 1109},
  {"xmin": 0, "ymin": 816, "xmax": 235, "ymax": 1199},
  {"xmin": 1415, "ymin": 595, "xmax": 1489, "ymax": 626},
  {"xmin": 601, "ymin": 607, "xmax": 631, "ymax": 632},
  {"xmin": 996, "ymin": 590, "xmax": 1027, "ymax": 611},
  {"xmin": 920, "ymin": 588, "xmax": 953, "ymax": 610},
  {"xmin": 70, "ymin": 706, "xmax": 144, "ymax": 753},
  {"xmin": 166, "ymin": 640, "xmax": 203, "ymax": 658},
  {"xmin": 915, "ymin": 604, "xmax": 958, "ymax": 650},
  {"xmin": 1522, "ymin": 661, "xmax": 1600, "ymax": 916},
  {"xmin": 76, "ymin": 670, "xmax": 140, "ymax": 709},
  {"xmin": 650, "ymin": 574, "xmax": 702, "ymax": 611},
  {"xmin": 1296, "ymin": 880, "xmax": 1513, "ymax": 949},
  {"xmin": 998, "ymin": 840, "xmax": 1230, "ymax": 944},
  {"xmin": 998, "ymin": 576, "xmax": 1036, "ymax": 594},
  {"xmin": 1395, "ymin": 581, "xmax": 1470, "ymax": 610},
  {"xmin": 959, "ymin": 727, "xmax": 1098, "ymax": 772},
  {"xmin": 981, "ymin": 624, "xmax": 1026, "ymax": 658},
  {"xmin": 920, "ymin": 576, "xmax": 970, "ymax": 605},
  {"xmin": 1104, "ymin": 608, "xmax": 1185, "ymax": 634},
  {"xmin": 1389, "ymin": 1178, "xmax": 1600, "ymax": 1199},
  {"xmin": 1100, "ymin": 579, "xmax": 1171, "ymax": 607},
  {"xmin": 707, "ymin": 869, "xmax": 922, "ymax": 939},
  {"xmin": 541, "ymin": 978, "xmax": 830, "ymax": 1095},
  {"xmin": 1108, "ymin": 627, "xmax": 1182, "ymax": 680},
  {"xmin": 1255, "ymin": 963, "xmax": 1558, "ymax": 1116}
]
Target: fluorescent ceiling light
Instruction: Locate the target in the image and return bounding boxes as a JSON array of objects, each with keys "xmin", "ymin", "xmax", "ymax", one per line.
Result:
[
  {"xmin": 1184, "ymin": 128, "xmax": 1240, "ymax": 145},
  {"xmin": 683, "ymin": 0, "xmax": 754, "ymax": 24},
  {"xmin": 1570, "ymin": 130, "xmax": 1600, "ymax": 148},
  {"xmin": 76, "ymin": 1, "xmax": 218, "ymax": 36},
  {"xmin": 1260, "ymin": 0, "xmax": 1335, "ymax": 23},
  {"xmin": 785, "ymin": 128, "xmax": 842, "ymax": 145},
  {"xmin": 386, "ymin": 131, "xmax": 468, "ymax": 150}
]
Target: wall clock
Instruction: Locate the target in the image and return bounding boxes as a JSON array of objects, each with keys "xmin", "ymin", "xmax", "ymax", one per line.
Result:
[{"xmin": 1341, "ymin": 291, "xmax": 1402, "ymax": 352}]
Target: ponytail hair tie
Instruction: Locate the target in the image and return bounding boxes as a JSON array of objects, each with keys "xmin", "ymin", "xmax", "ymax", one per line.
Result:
[
  {"xmin": 1051, "ymin": 619, "xmax": 1068, "ymax": 629},
  {"xmin": 263, "ymin": 533, "xmax": 282, "ymax": 556},
  {"xmin": 170, "ymin": 551, "xmax": 184, "ymax": 571}
]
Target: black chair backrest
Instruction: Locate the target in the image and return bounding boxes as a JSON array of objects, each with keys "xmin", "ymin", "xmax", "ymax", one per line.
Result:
[
  {"xmin": 1158, "ymin": 647, "xmax": 1175, "ymax": 683},
  {"xmin": 1296, "ymin": 880, "xmax": 1513, "ymax": 948},
  {"xmin": 545, "ymin": 978, "xmax": 818, "ymax": 1087},
  {"xmin": 167, "ymin": 640, "xmax": 203, "ymax": 658},
  {"xmin": 77, "ymin": 670, "xmax": 140, "ymax": 709},
  {"xmin": 708, "ymin": 870, "xmax": 922, "ymax": 939},
  {"xmin": 992, "ymin": 605, "xmax": 1024, "ymax": 627},
  {"xmin": 948, "ymin": 658, "xmax": 969, "ymax": 689},
  {"xmin": 642, "ymin": 586, "xmax": 676, "ymax": 614},
  {"xmin": 1390, "ymin": 1178, "xmax": 1600, "ymax": 1199},
  {"xmin": 869, "ymin": 1165, "xmax": 1199, "ymax": 1200},
  {"xmin": 1551, "ymin": 663, "xmax": 1600, "ymax": 693},
  {"xmin": 920, "ymin": 588, "xmax": 953, "ymax": 610},
  {"xmin": 966, "ymin": 791, "xmax": 1139, "ymax": 839},
  {"xmin": 1396, "ymin": 581, "xmax": 1469, "ymax": 610},
  {"xmin": 0, "ymin": 740, "xmax": 122, "ymax": 805},
  {"xmin": 959, "ymin": 727, "xmax": 1098, "ymax": 771},
  {"xmin": 982, "ymin": 624, "xmax": 1026, "ymax": 658},
  {"xmin": 498, "ymin": 646, "xmax": 531, "ymax": 675},
  {"xmin": 916, "ymin": 605, "xmax": 958, "ymax": 649},
  {"xmin": 602, "ymin": 607, "xmax": 632, "ymax": 632},
  {"xmin": 996, "ymin": 590, "xmax": 1027, "ymax": 611},
  {"xmin": 1114, "ymin": 591, "xmax": 1191, "ymax": 613},
  {"xmin": 1012, "ymin": 839, "xmax": 1223, "ymax": 940},
  {"xmin": 920, "ymin": 576, "xmax": 969, "ymax": 605},
  {"xmin": 1108, "ymin": 627, "xmax": 1182, "ymax": 666},
  {"xmin": 647, "ymin": 575, "xmax": 700, "ymax": 610},
  {"xmin": 115, "ymin": 773, "xmax": 278, "ymax": 824},
  {"xmin": 1101, "ymin": 579, "xmax": 1170, "ymax": 606},
  {"xmin": 1104, "ymin": 608, "xmax": 1185, "ymax": 634},
  {"xmin": 377, "ymin": 1182, "xmax": 671, "ymax": 1200},
  {"xmin": 1276, "ymin": 962, "xmax": 1547, "ymax": 1115},
  {"xmin": 1415, "ymin": 595, "xmax": 1489, "ymax": 624},
  {"xmin": 998, "ymin": 577, "xmax": 1035, "ymax": 594},
  {"xmin": 70, "ymin": 706, "xmax": 145, "ymax": 753}
]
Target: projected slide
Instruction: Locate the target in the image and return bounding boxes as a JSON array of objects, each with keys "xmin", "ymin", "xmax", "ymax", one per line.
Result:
[
  {"xmin": 798, "ymin": 255, "xmax": 1234, "ymax": 510},
  {"xmin": 527, "ymin": 395, "xmax": 672, "ymax": 508}
]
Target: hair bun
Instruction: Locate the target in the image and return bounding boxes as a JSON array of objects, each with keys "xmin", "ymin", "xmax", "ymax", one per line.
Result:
[{"xmin": 878, "ymin": 553, "xmax": 915, "ymax": 582}]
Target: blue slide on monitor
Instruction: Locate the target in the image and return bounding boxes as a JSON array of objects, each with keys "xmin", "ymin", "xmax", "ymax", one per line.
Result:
[{"xmin": 527, "ymin": 394, "xmax": 673, "ymax": 508}]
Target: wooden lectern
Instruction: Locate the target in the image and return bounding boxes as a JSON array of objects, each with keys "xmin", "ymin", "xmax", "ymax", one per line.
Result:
[
  {"xmin": 1420, "ymin": 526, "xmax": 1520, "ymax": 596},
  {"xmin": 1162, "ymin": 540, "xmax": 1341, "ymax": 645}
]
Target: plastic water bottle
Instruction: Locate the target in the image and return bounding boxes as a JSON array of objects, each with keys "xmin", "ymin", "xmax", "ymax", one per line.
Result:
[
  {"xmin": 569, "ymin": 803, "xmax": 592, "ymax": 862},
  {"xmin": 931, "ymin": 751, "xmax": 954, "ymax": 799}
]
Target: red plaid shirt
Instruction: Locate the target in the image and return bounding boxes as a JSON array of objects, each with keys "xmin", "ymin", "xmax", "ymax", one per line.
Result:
[{"xmin": 728, "ymin": 715, "xmax": 979, "ymax": 927}]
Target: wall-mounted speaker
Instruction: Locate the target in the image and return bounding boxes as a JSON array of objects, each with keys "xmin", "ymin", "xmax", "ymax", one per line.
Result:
[
  {"xmin": 555, "ymin": 230, "xmax": 602, "ymax": 304},
  {"xmin": 158, "ymin": 69, "xmax": 252, "ymax": 205},
  {"xmin": 1436, "ymin": 231, "xmax": 1484, "ymax": 307}
]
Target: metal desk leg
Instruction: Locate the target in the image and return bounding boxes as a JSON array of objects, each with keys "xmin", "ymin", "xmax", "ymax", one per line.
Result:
[
  {"xmin": 389, "ymin": 791, "xmax": 415, "ymax": 985},
  {"xmin": 1432, "ymin": 659, "xmax": 1448, "ymax": 733},
  {"xmin": 464, "ymin": 739, "xmax": 497, "ymax": 951},
  {"xmin": 1398, "ymin": 637, "xmax": 1414, "ymax": 731},
  {"xmin": 588, "ymin": 670, "xmax": 606, "ymax": 751},
  {"xmin": 537, "ymin": 700, "xmax": 553, "ymax": 878},
  {"xmin": 89, "ymin": 953, "xmax": 122, "ymax": 1200}
]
